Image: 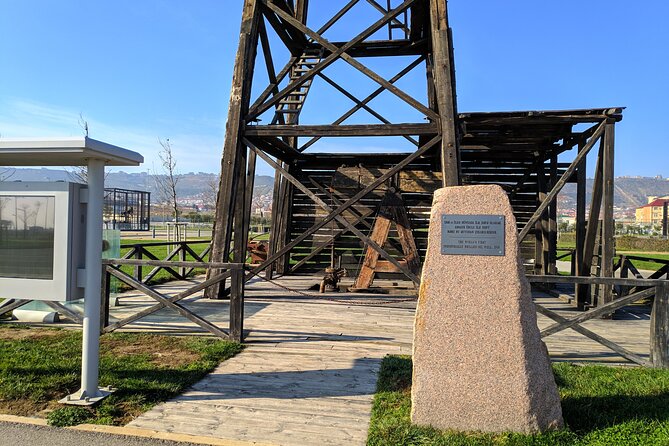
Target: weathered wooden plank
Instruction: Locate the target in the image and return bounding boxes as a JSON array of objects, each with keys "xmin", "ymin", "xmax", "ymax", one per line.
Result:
[
  {"xmin": 651, "ymin": 282, "xmax": 669, "ymax": 368},
  {"xmin": 245, "ymin": 123, "xmax": 438, "ymax": 137}
]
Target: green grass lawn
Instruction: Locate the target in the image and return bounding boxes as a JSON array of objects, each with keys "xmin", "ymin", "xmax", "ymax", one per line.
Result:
[
  {"xmin": 0, "ymin": 325, "xmax": 242, "ymax": 426},
  {"xmin": 368, "ymin": 356, "xmax": 669, "ymax": 446}
]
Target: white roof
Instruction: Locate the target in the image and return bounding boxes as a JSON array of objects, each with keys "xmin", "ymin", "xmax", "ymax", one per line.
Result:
[{"xmin": 0, "ymin": 137, "xmax": 144, "ymax": 166}]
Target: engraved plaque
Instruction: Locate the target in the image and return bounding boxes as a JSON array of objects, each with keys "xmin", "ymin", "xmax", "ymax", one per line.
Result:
[{"xmin": 441, "ymin": 214, "xmax": 505, "ymax": 256}]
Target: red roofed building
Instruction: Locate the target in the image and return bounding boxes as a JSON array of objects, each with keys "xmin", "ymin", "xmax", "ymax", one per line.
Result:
[{"xmin": 635, "ymin": 196, "xmax": 669, "ymax": 224}]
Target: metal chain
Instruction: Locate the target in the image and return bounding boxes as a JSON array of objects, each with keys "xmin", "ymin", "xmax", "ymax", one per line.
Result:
[{"xmin": 246, "ymin": 270, "xmax": 418, "ymax": 306}]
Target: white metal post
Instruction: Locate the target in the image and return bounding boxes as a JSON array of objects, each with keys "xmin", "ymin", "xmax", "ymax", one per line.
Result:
[{"xmin": 80, "ymin": 158, "xmax": 105, "ymax": 399}]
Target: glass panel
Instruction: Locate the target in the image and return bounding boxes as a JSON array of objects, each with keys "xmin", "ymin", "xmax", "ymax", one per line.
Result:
[{"xmin": 0, "ymin": 195, "xmax": 55, "ymax": 279}]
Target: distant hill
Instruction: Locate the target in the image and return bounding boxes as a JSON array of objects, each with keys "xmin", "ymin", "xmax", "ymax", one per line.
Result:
[
  {"xmin": 2, "ymin": 167, "xmax": 275, "ymax": 199},
  {"xmin": 4, "ymin": 168, "xmax": 668, "ymax": 210},
  {"xmin": 561, "ymin": 177, "xmax": 669, "ymax": 210}
]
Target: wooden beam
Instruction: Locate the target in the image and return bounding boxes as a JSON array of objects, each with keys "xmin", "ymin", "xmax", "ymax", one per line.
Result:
[
  {"xmin": 518, "ymin": 122, "xmax": 605, "ymax": 242},
  {"xmin": 651, "ymin": 282, "xmax": 669, "ymax": 368},
  {"xmin": 252, "ymin": 0, "xmax": 438, "ymax": 121},
  {"xmin": 578, "ymin": 144, "xmax": 604, "ymax": 306},
  {"xmin": 540, "ymin": 287, "xmax": 656, "ymax": 338},
  {"xmin": 600, "ymin": 123, "xmax": 616, "ymax": 307},
  {"xmin": 429, "ymin": 0, "xmax": 460, "ymax": 186},
  {"xmin": 239, "ymin": 135, "xmax": 442, "ymax": 281},
  {"xmin": 246, "ymin": 123, "xmax": 438, "ymax": 137},
  {"xmin": 208, "ymin": 0, "xmax": 261, "ymax": 299},
  {"xmin": 575, "ymin": 140, "xmax": 587, "ymax": 308},
  {"xmin": 300, "ymin": 56, "xmax": 424, "ymax": 151},
  {"xmin": 316, "ymin": 72, "xmax": 418, "ymax": 146},
  {"xmin": 535, "ymin": 304, "xmax": 651, "ymax": 367},
  {"xmin": 247, "ymin": 140, "xmax": 420, "ymax": 283}
]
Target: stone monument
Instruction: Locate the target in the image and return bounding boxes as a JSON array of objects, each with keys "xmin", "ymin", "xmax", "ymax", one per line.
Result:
[{"xmin": 411, "ymin": 185, "xmax": 563, "ymax": 433}]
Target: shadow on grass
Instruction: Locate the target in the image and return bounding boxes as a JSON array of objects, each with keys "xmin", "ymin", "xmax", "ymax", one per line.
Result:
[{"xmin": 371, "ymin": 356, "xmax": 669, "ymax": 444}]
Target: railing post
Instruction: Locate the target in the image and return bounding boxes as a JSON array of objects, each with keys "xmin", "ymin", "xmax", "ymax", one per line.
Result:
[
  {"xmin": 134, "ymin": 245, "xmax": 143, "ymax": 282},
  {"xmin": 651, "ymin": 282, "xmax": 669, "ymax": 368},
  {"xmin": 180, "ymin": 242, "xmax": 187, "ymax": 279},
  {"xmin": 100, "ymin": 264, "xmax": 110, "ymax": 333}
]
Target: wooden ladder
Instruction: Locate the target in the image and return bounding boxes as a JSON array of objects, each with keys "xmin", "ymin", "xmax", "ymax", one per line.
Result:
[
  {"xmin": 273, "ymin": 49, "xmax": 323, "ymax": 125},
  {"xmin": 353, "ymin": 191, "xmax": 420, "ymax": 289}
]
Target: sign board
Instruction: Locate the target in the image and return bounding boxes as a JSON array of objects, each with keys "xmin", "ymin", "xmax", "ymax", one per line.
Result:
[{"xmin": 441, "ymin": 214, "xmax": 505, "ymax": 256}]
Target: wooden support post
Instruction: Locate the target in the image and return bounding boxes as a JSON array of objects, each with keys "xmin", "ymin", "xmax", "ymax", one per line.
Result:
[
  {"xmin": 134, "ymin": 245, "xmax": 143, "ymax": 282},
  {"xmin": 208, "ymin": 0, "xmax": 260, "ymax": 299},
  {"xmin": 577, "ymin": 137, "xmax": 604, "ymax": 309},
  {"xmin": 575, "ymin": 141, "xmax": 587, "ymax": 307},
  {"xmin": 651, "ymin": 282, "xmax": 669, "ymax": 368},
  {"xmin": 548, "ymin": 154, "xmax": 558, "ymax": 275},
  {"xmin": 230, "ymin": 146, "xmax": 249, "ymax": 343},
  {"xmin": 600, "ymin": 123, "xmax": 616, "ymax": 307},
  {"xmin": 179, "ymin": 242, "xmax": 187, "ymax": 279},
  {"xmin": 535, "ymin": 166, "xmax": 545, "ymax": 276},
  {"xmin": 429, "ymin": 0, "xmax": 459, "ymax": 186}
]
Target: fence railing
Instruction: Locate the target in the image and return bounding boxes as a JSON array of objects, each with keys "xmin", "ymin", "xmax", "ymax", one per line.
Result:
[
  {"xmin": 529, "ymin": 275, "xmax": 669, "ymax": 368},
  {"xmin": 119, "ymin": 240, "xmax": 212, "ymax": 284},
  {"xmin": 101, "ymin": 257, "xmax": 245, "ymax": 341}
]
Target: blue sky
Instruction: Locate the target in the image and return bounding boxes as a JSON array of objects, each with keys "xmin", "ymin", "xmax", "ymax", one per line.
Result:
[{"xmin": 1, "ymin": 1, "xmax": 667, "ymax": 177}]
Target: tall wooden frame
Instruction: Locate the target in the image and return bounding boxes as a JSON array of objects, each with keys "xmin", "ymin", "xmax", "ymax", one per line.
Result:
[{"xmin": 209, "ymin": 1, "xmax": 624, "ymax": 341}]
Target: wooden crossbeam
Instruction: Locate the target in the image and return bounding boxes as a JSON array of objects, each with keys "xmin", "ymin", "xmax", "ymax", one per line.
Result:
[
  {"xmin": 365, "ymin": 0, "xmax": 411, "ymax": 34},
  {"xmin": 535, "ymin": 303, "xmax": 651, "ymax": 367},
  {"xmin": 237, "ymin": 134, "xmax": 442, "ymax": 282},
  {"xmin": 316, "ymin": 72, "xmax": 419, "ymax": 146},
  {"xmin": 300, "ymin": 56, "xmax": 424, "ymax": 151},
  {"xmin": 518, "ymin": 121, "xmax": 606, "ymax": 242},
  {"xmin": 245, "ymin": 123, "xmax": 438, "ymax": 137},
  {"xmin": 104, "ymin": 265, "xmax": 241, "ymax": 333},
  {"xmin": 252, "ymin": 0, "xmax": 438, "ymax": 121},
  {"xmin": 540, "ymin": 287, "xmax": 656, "ymax": 338},
  {"xmin": 247, "ymin": 140, "xmax": 420, "ymax": 284},
  {"xmin": 287, "ymin": 178, "xmax": 378, "ymax": 273},
  {"xmin": 316, "ymin": 0, "xmax": 360, "ymax": 35},
  {"xmin": 108, "ymin": 267, "xmax": 230, "ymax": 339}
]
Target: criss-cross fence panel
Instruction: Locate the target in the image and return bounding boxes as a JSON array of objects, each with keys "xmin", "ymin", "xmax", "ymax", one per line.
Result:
[
  {"xmin": 120, "ymin": 240, "xmax": 212, "ymax": 284},
  {"xmin": 529, "ymin": 275, "xmax": 669, "ymax": 368},
  {"xmin": 102, "ymin": 258, "xmax": 246, "ymax": 342}
]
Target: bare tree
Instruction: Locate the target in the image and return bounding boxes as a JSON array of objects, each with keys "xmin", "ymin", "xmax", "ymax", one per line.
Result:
[
  {"xmin": 155, "ymin": 138, "xmax": 181, "ymax": 223},
  {"xmin": 0, "ymin": 168, "xmax": 14, "ymax": 181},
  {"xmin": 68, "ymin": 113, "xmax": 92, "ymax": 183},
  {"xmin": 204, "ymin": 173, "xmax": 220, "ymax": 209}
]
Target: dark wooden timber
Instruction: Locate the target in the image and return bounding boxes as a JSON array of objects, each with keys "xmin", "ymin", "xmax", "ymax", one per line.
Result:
[
  {"xmin": 208, "ymin": 0, "xmax": 627, "ymax": 352},
  {"xmin": 600, "ymin": 122, "xmax": 616, "ymax": 308},
  {"xmin": 429, "ymin": 0, "xmax": 459, "ymax": 186},
  {"xmin": 575, "ymin": 140, "xmax": 587, "ymax": 308},
  {"xmin": 651, "ymin": 282, "xmax": 669, "ymax": 368},
  {"xmin": 208, "ymin": 0, "xmax": 261, "ymax": 300}
]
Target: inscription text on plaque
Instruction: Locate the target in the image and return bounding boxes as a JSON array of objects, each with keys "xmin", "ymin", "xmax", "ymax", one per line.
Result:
[{"xmin": 441, "ymin": 214, "xmax": 505, "ymax": 256}]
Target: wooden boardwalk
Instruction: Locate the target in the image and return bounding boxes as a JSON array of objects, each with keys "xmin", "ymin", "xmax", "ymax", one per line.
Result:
[{"xmin": 118, "ymin": 276, "xmax": 650, "ymax": 445}]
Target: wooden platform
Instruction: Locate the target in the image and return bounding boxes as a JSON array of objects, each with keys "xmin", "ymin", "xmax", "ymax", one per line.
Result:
[{"xmin": 118, "ymin": 275, "xmax": 650, "ymax": 445}]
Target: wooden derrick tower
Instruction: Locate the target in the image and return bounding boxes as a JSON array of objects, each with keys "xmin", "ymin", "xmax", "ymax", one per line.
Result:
[
  {"xmin": 205, "ymin": 0, "xmax": 460, "ymax": 338},
  {"xmin": 207, "ymin": 0, "xmax": 624, "ymax": 342}
]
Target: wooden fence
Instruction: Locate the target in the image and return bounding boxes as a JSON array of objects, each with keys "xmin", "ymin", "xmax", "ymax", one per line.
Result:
[
  {"xmin": 101, "ymin": 257, "xmax": 245, "ymax": 342},
  {"xmin": 119, "ymin": 240, "xmax": 211, "ymax": 283},
  {"xmin": 529, "ymin": 275, "xmax": 669, "ymax": 368}
]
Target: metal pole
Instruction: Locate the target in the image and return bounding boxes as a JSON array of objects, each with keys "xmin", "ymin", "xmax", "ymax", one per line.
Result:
[{"xmin": 80, "ymin": 158, "xmax": 106, "ymax": 399}]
